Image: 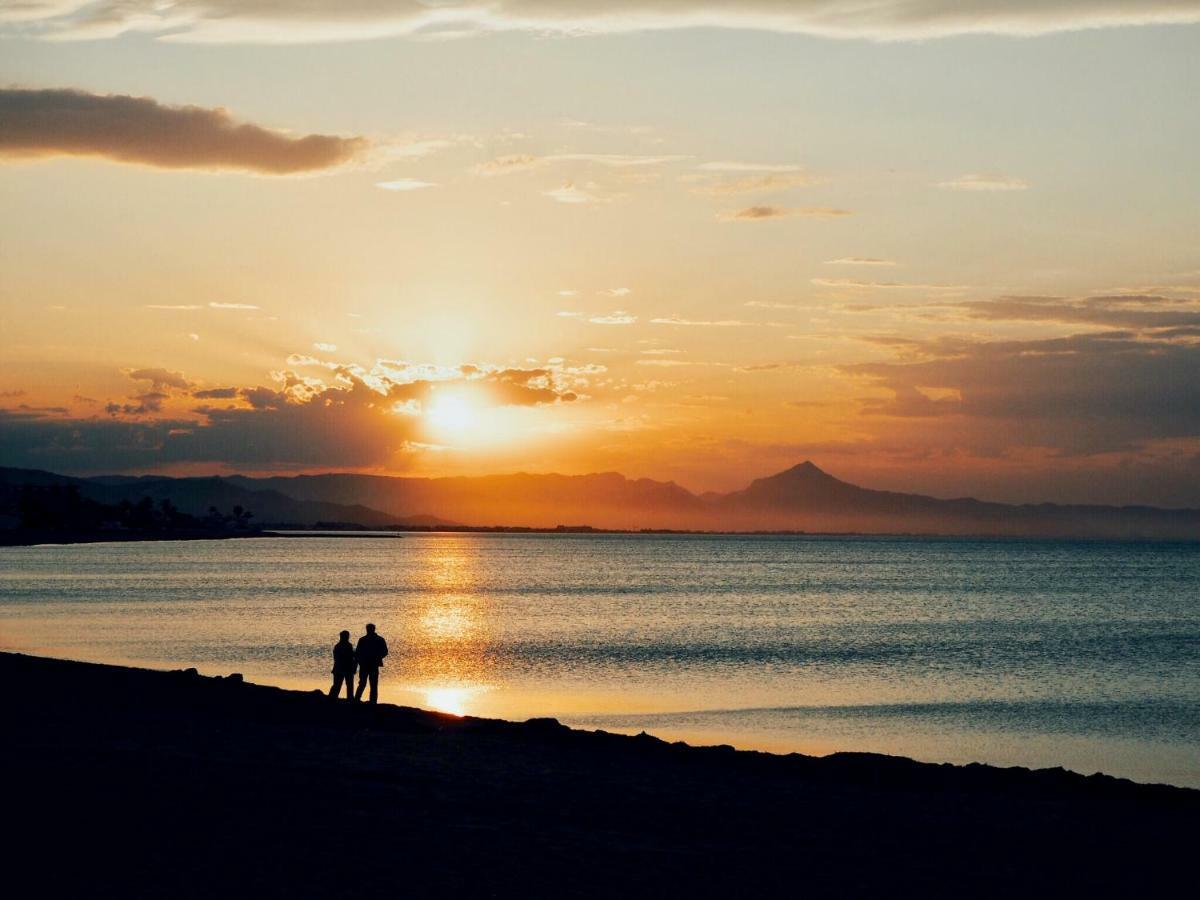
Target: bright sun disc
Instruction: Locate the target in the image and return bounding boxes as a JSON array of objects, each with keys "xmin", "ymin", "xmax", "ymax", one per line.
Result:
[
  {"xmin": 425, "ymin": 687, "xmax": 471, "ymax": 716},
  {"xmin": 425, "ymin": 392, "xmax": 477, "ymax": 438}
]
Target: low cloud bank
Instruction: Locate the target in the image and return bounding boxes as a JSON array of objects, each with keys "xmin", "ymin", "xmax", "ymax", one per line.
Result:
[{"xmin": 0, "ymin": 88, "xmax": 367, "ymax": 174}]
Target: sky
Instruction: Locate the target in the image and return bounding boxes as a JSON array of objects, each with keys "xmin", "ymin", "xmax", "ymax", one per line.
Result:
[{"xmin": 1, "ymin": 2, "xmax": 1199, "ymax": 505}]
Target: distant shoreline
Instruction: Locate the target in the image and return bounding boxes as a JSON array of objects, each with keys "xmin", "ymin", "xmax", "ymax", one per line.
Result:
[
  {"xmin": 4, "ymin": 526, "xmax": 1198, "ymax": 547},
  {"xmin": 2, "ymin": 650, "xmax": 1195, "ymax": 897}
]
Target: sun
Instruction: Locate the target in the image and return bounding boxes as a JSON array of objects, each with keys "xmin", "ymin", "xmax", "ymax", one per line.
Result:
[
  {"xmin": 425, "ymin": 687, "xmax": 471, "ymax": 717},
  {"xmin": 425, "ymin": 391, "xmax": 478, "ymax": 440}
]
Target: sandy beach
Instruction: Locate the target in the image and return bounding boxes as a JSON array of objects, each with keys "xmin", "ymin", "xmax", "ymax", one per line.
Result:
[{"xmin": 2, "ymin": 651, "xmax": 1194, "ymax": 898}]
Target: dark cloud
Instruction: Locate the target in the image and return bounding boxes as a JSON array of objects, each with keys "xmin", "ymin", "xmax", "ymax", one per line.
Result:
[
  {"xmin": 128, "ymin": 368, "xmax": 192, "ymax": 391},
  {"xmin": 106, "ymin": 392, "xmax": 169, "ymax": 416},
  {"xmin": 0, "ymin": 362, "xmax": 578, "ymax": 472},
  {"xmin": 0, "ymin": 89, "xmax": 367, "ymax": 174},
  {"xmin": 845, "ymin": 332, "xmax": 1200, "ymax": 455},
  {"xmin": 959, "ymin": 295, "xmax": 1200, "ymax": 332}
]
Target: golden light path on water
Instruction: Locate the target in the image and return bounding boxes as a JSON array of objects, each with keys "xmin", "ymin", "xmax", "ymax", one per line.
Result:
[{"xmin": 403, "ymin": 537, "xmax": 493, "ymax": 717}]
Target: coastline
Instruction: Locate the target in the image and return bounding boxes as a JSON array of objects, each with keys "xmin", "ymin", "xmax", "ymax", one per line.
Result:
[
  {"xmin": 3, "ymin": 652, "xmax": 1193, "ymax": 897},
  {"xmin": 4, "ymin": 527, "xmax": 1198, "ymax": 547}
]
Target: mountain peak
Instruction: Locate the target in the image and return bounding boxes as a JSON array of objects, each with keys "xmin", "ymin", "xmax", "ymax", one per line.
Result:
[{"xmin": 776, "ymin": 461, "xmax": 834, "ymax": 481}]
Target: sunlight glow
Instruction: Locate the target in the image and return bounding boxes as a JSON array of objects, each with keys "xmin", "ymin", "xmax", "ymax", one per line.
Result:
[
  {"xmin": 425, "ymin": 391, "xmax": 479, "ymax": 441},
  {"xmin": 425, "ymin": 687, "xmax": 472, "ymax": 717}
]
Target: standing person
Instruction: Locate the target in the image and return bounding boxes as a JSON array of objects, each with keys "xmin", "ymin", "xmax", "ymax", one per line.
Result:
[
  {"xmin": 354, "ymin": 623, "xmax": 388, "ymax": 704},
  {"xmin": 328, "ymin": 630, "xmax": 356, "ymax": 700}
]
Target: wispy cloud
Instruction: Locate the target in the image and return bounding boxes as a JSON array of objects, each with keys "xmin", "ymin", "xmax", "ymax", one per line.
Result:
[
  {"xmin": 696, "ymin": 161, "xmax": 804, "ymax": 173},
  {"xmin": 826, "ymin": 257, "xmax": 897, "ymax": 266},
  {"xmin": 9, "ymin": 2, "xmax": 1200, "ymax": 44},
  {"xmin": 474, "ymin": 152, "xmax": 686, "ymax": 176},
  {"xmin": 544, "ymin": 182, "xmax": 610, "ymax": 204},
  {"xmin": 376, "ymin": 178, "xmax": 437, "ymax": 191},
  {"xmin": 744, "ymin": 301, "xmax": 807, "ymax": 310},
  {"xmin": 812, "ymin": 278, "xmax": 965, "ymax": 290},
  {"xmin": 589, "ymin": 311, "xmax": 638, "ymax": 325},
  {"xmin": 937, "ymin": 174, "xmax": 1030, "ymax": 192},
  {"xmin": 0, "ymin": 88, "xmax": 366, "ymax": 174},
  {"xmin": 651, "ymin": 316, "xmax": 755, "ymax": 327},
  {"xmin": 209, "ymin": 302, "xmax": 260, "ymax": 310},
  {"xmin": 718, "ymin": 206, "xmax": 852, "ymax": 222},
  {"xmin": 686, "ymin": 172, "xmax": 816, "ymax": 196}
]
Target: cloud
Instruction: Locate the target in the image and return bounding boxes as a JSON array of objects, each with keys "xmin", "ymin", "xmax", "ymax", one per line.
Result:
[
  {"xmin": 601, "ymin": 287, "xmax": 632, "ymax": 297},
  {"xmin": 0, "ymin": 358, "xmax": 580, "ymax": 471},
  {"xmin": 686, "ymin": 172, "xmax": 815, "ymax": 195},
  {"xmin": 696, "ymin": 161, "xmax": 804, "ymax": 173},
  {"xmin": 825, "ymin": 257, "xmax": 897, "ymax": 266},
  {"xmin": 812, "ymin": 278, "xmax": 965, "ymax": 290},
  {"xmin": 145, "ymin": 304, "xmax": 204, "ymax": 310},
  {"xmin": 843, "ymin": 331, "xmax": 1200, "ymax": 455},
  {"xmin": 127, "ymin": 368, "xmax": 191, "ymax": 391},
  {"xmin": 718, "ymin": 206, "xmax": 852, "ymax": 221},
  {"xmin": 313, "ymin": 342, "xmax": 338, "ymax": 352},
  {"xmin": 937, "ymin": 174, "xmax": 1030, "ymax": 192},
  {"xmin": 958, "ymin": 294, "xmax": 1200, "ymax": 331},
  {"xmin": 544, "ymin": 182, "xmax": 610, "ymax": 204},
  {"xmin": 473, "ymin": 152, "xmax": 686, "ymax": 177},
  {"xmin": 744, "ymin": 301, "xmax": 810, "ymax": 310},
  {"xmin": 471, "ymin": 154, "xmax": 542, "ymax": 176},
  {"xmin": 0, "ymin": 88, "xmax": 367, "ymax": 174},
  {"xmin": 209, "ymin": 302, "xmax": 259, "ymax": 310},
  {"xmin": 15, "ymin": 2, "xmax": 1191, "ymax": 44},
  {"xmin": 376, "ymin": 178, "xmax": 437, "ymax": 191},
  {"xmin": 588, "ymin": 311, "xmax": 638, "ymax": 325},
  {"xmin": 650, "ymin": 316, "xmax": 756, "ymax": 327}
]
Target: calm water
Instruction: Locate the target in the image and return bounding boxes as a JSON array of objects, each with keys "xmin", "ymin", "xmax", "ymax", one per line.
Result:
[{"xmin": 1, "ymin": 534, "xmax": 1197, "ymax": 787}]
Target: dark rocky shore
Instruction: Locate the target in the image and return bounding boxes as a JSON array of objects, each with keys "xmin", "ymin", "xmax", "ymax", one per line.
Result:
[{"xmin": 2, "ymin": 653, "xmax": 1194, "ymax": 898}]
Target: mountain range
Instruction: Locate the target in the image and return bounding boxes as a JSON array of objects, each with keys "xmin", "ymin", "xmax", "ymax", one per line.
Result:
[{"xmin": 2, "ymin": 461, "xmax": 1198, "ymax": 539}]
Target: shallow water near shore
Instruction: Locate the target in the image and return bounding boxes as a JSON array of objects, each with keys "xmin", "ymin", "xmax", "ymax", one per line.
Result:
[{"xmin": 1, "ymin": 533, "xmax": 1197, "ymax": 786}]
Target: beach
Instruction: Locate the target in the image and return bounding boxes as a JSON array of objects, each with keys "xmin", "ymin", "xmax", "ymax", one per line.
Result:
[{"xmin": 2, "ymin": 651, "xmax": 1194, "ymax": 898}]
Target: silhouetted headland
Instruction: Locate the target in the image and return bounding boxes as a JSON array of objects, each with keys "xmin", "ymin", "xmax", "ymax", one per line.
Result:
[{"xmin": 2, "ymin": 652, "xmax": 1193, "ymax": 898}]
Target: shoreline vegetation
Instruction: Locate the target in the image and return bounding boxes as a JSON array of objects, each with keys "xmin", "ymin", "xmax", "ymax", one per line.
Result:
[{"xmin": 3, "ymin": 652, "xmax": 1194, "ymax": 897}]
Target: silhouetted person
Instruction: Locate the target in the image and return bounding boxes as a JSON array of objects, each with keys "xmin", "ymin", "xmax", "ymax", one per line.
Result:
[
  {"xmin": 328, "ymin": 630, "xmax": 356, "ymax": 700},
  {"xmin": 354, "ymin": 623, "xmax": 388, "ymax": 704}
]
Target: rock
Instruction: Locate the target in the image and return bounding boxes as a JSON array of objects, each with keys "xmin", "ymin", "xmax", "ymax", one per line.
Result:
[
  {"xmin": 226, "ymin": 673, "xmax": 244, "ymax": 684},
  {"xmin": 524, "ymin": 717, "xmax": 567, "ymax": 732}
]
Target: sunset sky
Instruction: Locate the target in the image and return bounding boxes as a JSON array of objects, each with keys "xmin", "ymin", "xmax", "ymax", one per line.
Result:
[{"xmin": 2, "ymin": 2, "xmax": 1199, "ymax": 505}]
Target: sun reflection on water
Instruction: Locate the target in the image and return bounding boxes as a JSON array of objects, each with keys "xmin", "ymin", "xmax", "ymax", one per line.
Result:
[{"xmin": 403, "ymin": 538, "xmax": 495, "ymax": 717}]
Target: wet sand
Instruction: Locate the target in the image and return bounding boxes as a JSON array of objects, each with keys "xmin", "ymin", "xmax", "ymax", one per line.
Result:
[{"xmin": 2, "ymin": 651, "xmax": 1194, "ymax": 898}]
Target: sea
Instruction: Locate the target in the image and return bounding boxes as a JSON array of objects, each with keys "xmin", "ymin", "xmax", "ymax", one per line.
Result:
[{"xmin": 1, "ymin": 533, "xmax": 1197, "ymax": 787}]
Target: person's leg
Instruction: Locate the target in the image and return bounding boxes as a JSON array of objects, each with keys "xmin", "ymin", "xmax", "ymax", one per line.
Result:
[
  {"xmin": 354, "ymin": 669, "xmax": 368, "ymax": 701},
  {"xmin": 368, "ymin": 668, "xmax": 379, "ymax": 704},
  {"xmin": 343, "ymin": 672, "xmax": 354, "ymax": 700},
  {"xmin": 328, "ymin": 673, "xmax": 341, "ymax": 698}
]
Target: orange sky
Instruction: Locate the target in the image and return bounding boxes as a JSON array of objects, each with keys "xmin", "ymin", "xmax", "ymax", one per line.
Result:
[{"xmin": 2, "ymin": 8, "xmax": 1199, "ymax": 505}]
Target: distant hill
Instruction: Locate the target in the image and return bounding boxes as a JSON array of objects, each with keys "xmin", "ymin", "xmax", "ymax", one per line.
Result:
[
  {"xmin": 0, "ymin": 468, "xmax": 455, "ymax": 529},
  {"xmin": 2, "ymin": 462, "xmax": 1197, "ymax": 539}
]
